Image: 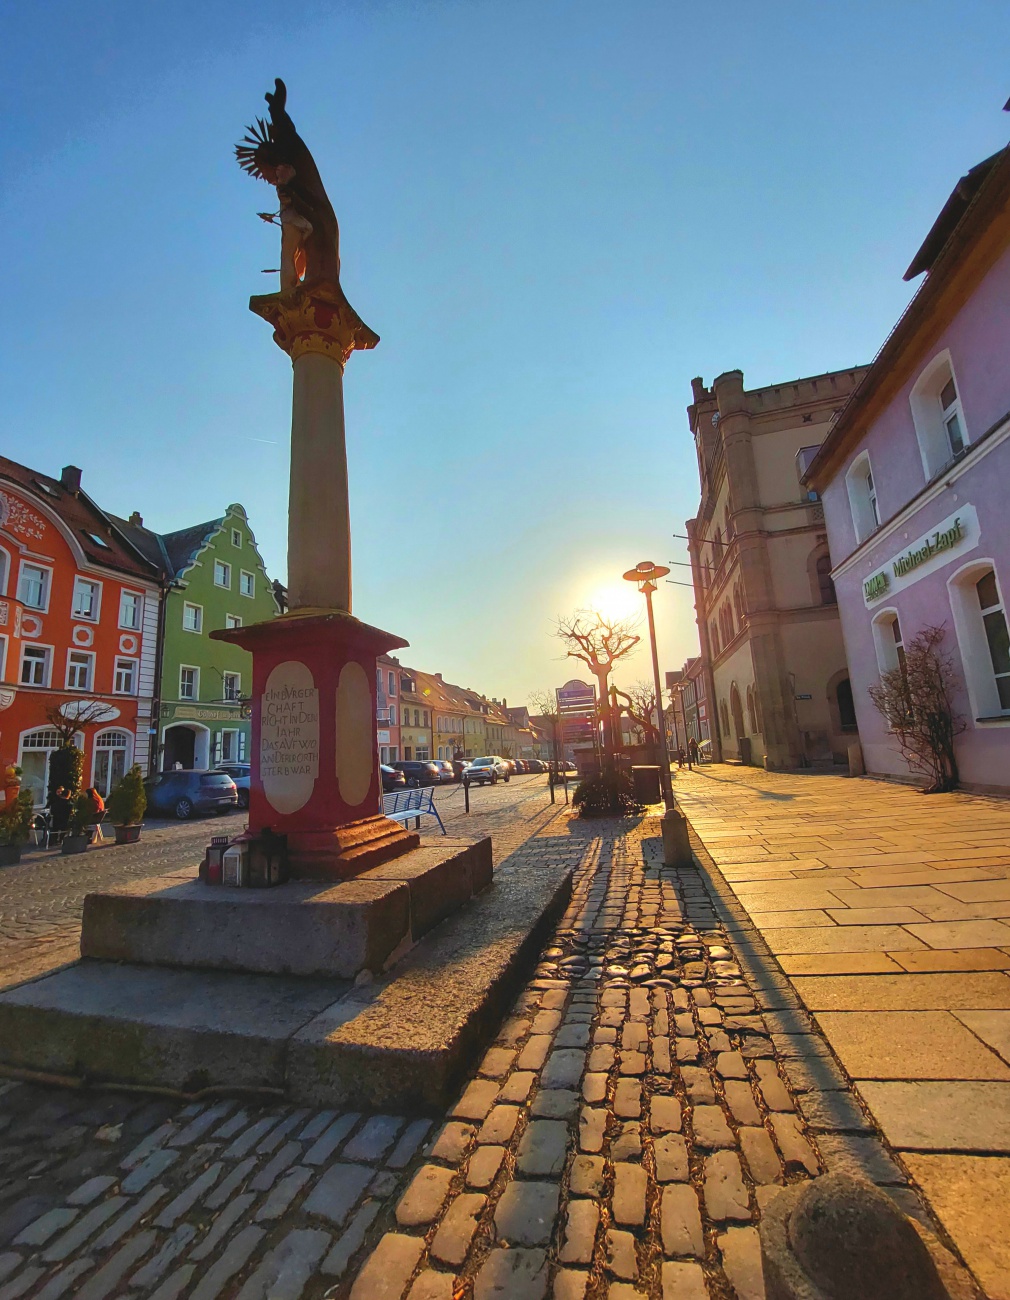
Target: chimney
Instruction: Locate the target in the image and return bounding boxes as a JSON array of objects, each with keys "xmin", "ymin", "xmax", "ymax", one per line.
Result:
[
  {"xmin": 60, "ymin": 465, "xmax": 82, "ymax": 493},
  {"xmin": 128, "ymin": 511, "xmax": 144, "ymax": 527},
  {"xmin": 502, "ymin": 698, "xmax": 507, "ymax": 708}
]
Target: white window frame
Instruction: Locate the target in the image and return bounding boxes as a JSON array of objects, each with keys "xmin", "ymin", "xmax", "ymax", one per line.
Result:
[
  {"xmin": 119, "ymin": 589, "xmax": 142, "ymax": 630},
  {"xmin": 179, "ymin": 665, "xmax": 199, "ymax": 700},
  {"xmin": 239, "ymin": 570, "xmax": 255, "ymax": 598},
  {"xmin": 222, "ymin": 671, "xmax": 241, "ymax": 702},
  {"xmin": 388, "ymin": 703, "xmax": 396, "ymax": 724},
  {"xmin": 0, "ymin": 546, "xmax": 10, "ymax": 597},
  {"xmin": 225, "ymin": 613, "xmax": 242, "ymax": 630},
  {"xmin": 213, "ymin": 559, "xmax": 232, "ymax": 589},
  {"xmin": 182, "ymin": 602, "xmax": 203, "ymax": 633},
  {"xmin": 910, "ymin": 349, "xmax": 970, "ymax": 481},
  {"xmin": 231, "ymin": 528, "xmax": 242, "ymax": 548},
  {"xmin": 220, "ymin": 728, "xmax": 240, "ymax": 762},
  {"xmin": 845, "ymin": 451, "xmax": 881, "ymax": 544},
  {"xmin": 66, "ymin": 649, "xmax": 95, "ymax": 691},
  {"xmin": 948, "ymin": 559, "xmax": 1010, "ymax": 722},
  {"xmin": 113, "ymin": 657, "xmax": 138, "ymax": 695},
  {"xmin": 0, "ymin": 635, "xmax": 5, "ymax": 680},
  {"xmin": 17, "ymin": 561, "xmax": 51, "ymax": 612},
  {"xmin": 870, "ymin": 608, "xmax": 904, "ymax": 677},
  {"xmin": 72, "ymin": 576, "xmax": 102, "ymax": 622},
  {"xmin": 20, "ymin": 643, "xmax": 52, "ymax": 687}
]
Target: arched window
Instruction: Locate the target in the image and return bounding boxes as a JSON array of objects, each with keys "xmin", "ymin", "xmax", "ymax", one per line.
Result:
[
  {"xmin": 910, "ymin": 350, "xmax": 969, "ymax": 480},
  {"xmin": 746, "ymin": 686, "xmax": 757, "ymax": 734},
  {"xmin": 948, "ymin": 561, "xmax": 1010, "ymax": 718},
  {"xmin": 816, "ymin": 555, "xmax": 837, "ymax": 605},
  {"xmin": 94, "ymin": 729, "xmax": 132, "ymax": 798},
  {"xmin": 733, "ymin": 584, "xmax": 744, "ymax": 624},
  {"xmin": 0, "ymin": 546, "xmax": 9, "ymax": 597},
  {"xmin": 710, "ymin": 621, "xmax": 721, "ymax": 657},
  {"xmin": 836, "ymin": 678, "xmax": 857, "ymax": 731},
  {"xmin": 18, "ymin": 728, "xmax": 68, "ymax": 806},
  {"xmin": 845, "ymin": 451, "xmax": 880, "ymax": 543},
  {"xmin": 871, "ymin": 609, "xmax": 906, "ymax": 678},
  {"xmin": 730, "ymin": 685, "xmax": 745, "ymax": 739}
]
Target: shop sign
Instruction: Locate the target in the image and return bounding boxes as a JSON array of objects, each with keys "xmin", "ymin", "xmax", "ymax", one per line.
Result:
[
  {"xmin": 173, "ymin": 705, "xmax": 242, "ymax": 723},
  {"xmin": 862, "ymin": 504, "xmax": 979, "ymax": 608}
]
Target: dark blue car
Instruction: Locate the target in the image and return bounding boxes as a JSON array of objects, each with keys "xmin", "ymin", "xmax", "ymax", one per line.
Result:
[{"xmin": 144, "ymin": 770, "xmax": 238, "ymax": 820}]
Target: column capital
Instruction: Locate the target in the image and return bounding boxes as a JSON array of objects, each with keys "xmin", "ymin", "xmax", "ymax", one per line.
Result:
[{"xmin": 249, "ymin": 284, "xmax": 379, "ymax": 366}]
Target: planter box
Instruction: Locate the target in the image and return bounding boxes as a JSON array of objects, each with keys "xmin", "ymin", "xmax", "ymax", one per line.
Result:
[
  {"xmin": 0, "ymin": 845, "xmax": 22, "ymax": 867},
  {"xmin": 61, "ymin": 835, "xmax": 89, "ymax": 856},
  {"xmin": 114, "ymin": 825, "xmax": 142, "ymax": 846}
]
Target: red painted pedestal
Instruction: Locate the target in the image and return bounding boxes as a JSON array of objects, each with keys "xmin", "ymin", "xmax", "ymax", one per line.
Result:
[{"xmin": 213, "ymin": 610, "xmax": 417, "ymax": 880}]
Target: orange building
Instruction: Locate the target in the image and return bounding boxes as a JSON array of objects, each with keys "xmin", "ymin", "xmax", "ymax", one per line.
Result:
[{"xmin": 0, "ymin": 459, "xmax": 162, "ymax": 804}]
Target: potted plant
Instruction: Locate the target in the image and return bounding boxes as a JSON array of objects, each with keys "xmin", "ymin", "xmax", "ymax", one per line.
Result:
[
  {"xmin": 0, "ymin": 790, "xmax": 34, "ymax": 866},
  {"xmin": 61, "ymin": 793, "xmax": 93, "ymax": 855},
  {"xmin": 107, "ymin": 765, "xmax": 146, "ymax": 845}
]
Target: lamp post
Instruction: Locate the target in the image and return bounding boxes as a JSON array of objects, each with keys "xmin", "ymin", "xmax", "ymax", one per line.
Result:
[{"xmin": 622, "ymin": 560, "xmax": 692, "ymax": 867}]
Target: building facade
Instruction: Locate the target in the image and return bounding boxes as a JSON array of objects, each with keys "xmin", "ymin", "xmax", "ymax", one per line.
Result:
[
  {"xmin": 807, "ymin": 144, "xmax": 1010, "ymax": 794},
  {"xmin": 119, "ymin": 505, "xmax": 278, "ymax": 772},
  {"xmin": 687, "ymin": 366, "xmax": 867, "ymax": 768},
  {"xmin": 398, "ymin": 667, "xmax": 432, "ymax": 761},
  {"xmin": 376, "ymin": 654, "xmax": 401, "ymax": 764},
  {"xmin": 0, "ymin": 461, "xmax": 162, "ymax": 804}
]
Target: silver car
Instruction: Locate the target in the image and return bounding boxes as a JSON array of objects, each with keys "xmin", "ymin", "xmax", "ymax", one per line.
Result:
[{"xmin": 464, "ymin": 756, "xmax": 511, "ymax": 785}]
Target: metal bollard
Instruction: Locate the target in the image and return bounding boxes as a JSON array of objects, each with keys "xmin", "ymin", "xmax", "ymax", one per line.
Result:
[
  {"xmin": 548, "ymin": 771, "xmax": 555, "ymax": 804},
  {"xmin": 463, "ymin": 776, "xmax": 470, "ymax": 814}
]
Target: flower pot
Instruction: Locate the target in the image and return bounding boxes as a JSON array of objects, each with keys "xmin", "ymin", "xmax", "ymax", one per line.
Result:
[
  {"xmin": 61, "ymin": 834, "xmax": 89, "ymax": 855},
  {"xmin": 0, "ymin": 845, "xmax": 21, "ymax": 867},
  {"xmin": 114, "ymin": 824, "xmax": 142, "ymax": 845}
]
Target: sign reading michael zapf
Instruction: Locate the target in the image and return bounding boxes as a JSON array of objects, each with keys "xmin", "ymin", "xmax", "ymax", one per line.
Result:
[{"xmin": 862, "ymin": 504, "xmax": 979, "ymax": 608}]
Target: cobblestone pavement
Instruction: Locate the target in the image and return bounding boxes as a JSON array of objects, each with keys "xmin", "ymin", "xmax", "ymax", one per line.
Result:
[{"xmin": 0, "ymin": 795, "xmax": 968, "ymax": 1300}]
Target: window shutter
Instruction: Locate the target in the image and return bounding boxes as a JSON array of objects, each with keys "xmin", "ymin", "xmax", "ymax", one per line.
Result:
[
  {"xmin": 239, "ymin": 731, "xmax": 247, "ymax": 761},
  {"xmin": 213, "ymin": 732, "xmax": 222, "ymax": 765}
]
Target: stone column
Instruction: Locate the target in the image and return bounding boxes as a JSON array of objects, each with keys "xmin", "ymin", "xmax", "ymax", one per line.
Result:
[{"xmin": 289, "ymin": 351, "xmax": 351, "ymax": 611}]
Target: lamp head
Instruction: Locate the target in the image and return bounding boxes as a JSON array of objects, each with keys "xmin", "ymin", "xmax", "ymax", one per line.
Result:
[{"xmin": 622, "ymin": 560, "xmax": 671, "ymax": 593}]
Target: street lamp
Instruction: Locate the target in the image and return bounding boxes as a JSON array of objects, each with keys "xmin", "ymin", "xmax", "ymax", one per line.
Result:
[
  {"xmin": 622, "ymin": 561, "xmax": 673, "ymax": 809},
  {"xmin": 622, "ymin": 560, "xmax": 692, "ymax": 867}
]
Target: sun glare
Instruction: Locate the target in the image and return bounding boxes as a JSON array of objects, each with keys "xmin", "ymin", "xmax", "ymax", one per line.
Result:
[{"xmin": 583, "ymin": 580, "xmax": 641, "ymax": 623}]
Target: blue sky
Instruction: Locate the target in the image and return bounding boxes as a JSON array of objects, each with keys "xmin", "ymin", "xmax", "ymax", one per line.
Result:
[{"xmin": 3, "ymin": 0, "xmax": 1008, "ymax": 704}]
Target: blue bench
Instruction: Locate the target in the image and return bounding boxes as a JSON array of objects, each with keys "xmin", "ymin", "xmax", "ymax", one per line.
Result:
[{"xmin": 382, "ymin": 787, "xmax": 446, "ymax": 835}]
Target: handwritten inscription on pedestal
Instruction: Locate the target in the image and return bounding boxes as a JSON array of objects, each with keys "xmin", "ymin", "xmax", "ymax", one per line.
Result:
[{"xmin": 261, "ymin": 660, "xmax": 319, "ymax": 815}]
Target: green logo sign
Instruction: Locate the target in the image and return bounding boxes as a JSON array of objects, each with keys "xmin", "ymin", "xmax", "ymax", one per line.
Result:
[{"xmin": 864, "ymin": 571, "xmax": 890, "ymax": 601}]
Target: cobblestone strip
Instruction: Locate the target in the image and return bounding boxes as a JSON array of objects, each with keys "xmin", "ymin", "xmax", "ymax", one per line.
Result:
[{"xmin": 345, "ymin": 815, "xmax": 834, "ymax": 1300}]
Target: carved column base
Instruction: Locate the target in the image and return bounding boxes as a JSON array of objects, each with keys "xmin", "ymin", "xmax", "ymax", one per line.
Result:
[{"xmin": 286, "ymin": 815, "xmax": 419, "ymax": 881}]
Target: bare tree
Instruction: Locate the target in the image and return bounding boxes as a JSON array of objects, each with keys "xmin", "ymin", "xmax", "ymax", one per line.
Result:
[
  {"xmin": 555, "ymin": 610, "xmax": 641, "ymax": 761},
  {"xmin": 867, "ymin": 624, "xmax": 965, "ymax": 793},
  {"xmin": 528, "ymin": 688, "xmax": 562, "ymax": 760},
  {"xmin": 615, "ymin": 681, "xmax": 658, "ymax": 746},
  {"xmin": 44, "ymin": 698, "xmax": 117, "ymax": 746}
]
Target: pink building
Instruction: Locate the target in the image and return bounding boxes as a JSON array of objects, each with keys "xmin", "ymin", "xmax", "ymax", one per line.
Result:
[{"xmin": 808, "ymin": 143, "xmax": 1010, "ymax": 793}]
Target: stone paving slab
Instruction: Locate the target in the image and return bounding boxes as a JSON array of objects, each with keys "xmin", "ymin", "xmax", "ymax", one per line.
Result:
[{"xmin": 674, "ymin": 765, "xmax": 1010, "ymax": 1297}]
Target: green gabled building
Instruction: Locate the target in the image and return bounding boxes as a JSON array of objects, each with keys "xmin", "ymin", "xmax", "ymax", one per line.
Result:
[{"xmin": 115, "ymin": 503, "xmax": 279, "ymax": 774}]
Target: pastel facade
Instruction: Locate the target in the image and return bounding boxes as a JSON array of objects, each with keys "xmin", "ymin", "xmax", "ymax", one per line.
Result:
[
  {"xmin": 808, "ymin": 145, "xmax": 1010, "ymax": 793},
  {"xmin": 376, "ymin": 654, "xmax": 402, "ymax": 763},
  {"xmin": 688, "ymin": 366, "xmax": 867, "ymax": 768},
  {"xmin": 0, "ymin": 460, "xmax": 161, "ymax": 804},
  {"xmin": 119, "ymin": 505, "xmax": 279, "ymax": 771}
]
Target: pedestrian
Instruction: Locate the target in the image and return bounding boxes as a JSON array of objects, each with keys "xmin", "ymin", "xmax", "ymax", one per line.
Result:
[
  {"xmin": 689, "ymin": 736, "xmax": 700, "ymax": 766},
  {"xmin": 49, "ymin": 786, "xmax": 72, "ymax": 835},
  {"xmin": 82, "ymin": 787, "xmax": 105, "ymax": 820},
  {"xmin": 677, "ymin": 746, "xmax": 685, "ymax": 768}
]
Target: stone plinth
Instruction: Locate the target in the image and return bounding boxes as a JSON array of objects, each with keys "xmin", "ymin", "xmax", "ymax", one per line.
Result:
[
  {"xmin": 212, "ymin": 609, "xmax": 416, "ymax": 879},
  {"xmin": 81, "ymin": 838, "xmax": 492, "ymax": 980}
]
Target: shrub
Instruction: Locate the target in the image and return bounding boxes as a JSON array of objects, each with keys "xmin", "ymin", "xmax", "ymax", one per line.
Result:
[
  {"xmin": 47, "ymin": 745, "xmax": 84, "ymax": 807},
  {"xmin": 868, "ymin": 624, "xmax": 965, "ymax": 794},
  {"xmin": 67, "ymin": 794, "xmax": 93, "ymax": 838},
  {"xmin": 573, "ymin": 768, "xmax": 642, "ymax": 818},
  {"xmin": 107, "ymin": 765, "xmax": 147, "ymax": 826},
  {"xmin": 0, "ymin": 791, "xmax": 35, "ymax": 846}
]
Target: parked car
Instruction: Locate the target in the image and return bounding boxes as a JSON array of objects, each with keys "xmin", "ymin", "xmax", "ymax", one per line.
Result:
[
  {"xmin": 381, "ymin": 764, "xmax": 407, "ymax": 792},
  {"xmin": 215, "ymin": 762, "xmax": 250, "ymax": 809},
  {"xmin": 504, "ymin": 759, "xmax": 518, "ymax": 775},
  {"xmin": 144, "ymin": 770, "xmax": 238, "ymax": 820},
  {"xmin": 526, "ymin": 758, "xmax": 545, "ymax": 773},
  {"xmin": 432, "ymin": 760, "xmax": 455, "ymax": 784},
  {"xmin": 464, "ymin": 756, "xmax": 511, "ymax": 785},
  {"xmin": 391, "ymin": 760, "xmax": 441, "ymax": 788},
  {"xmin": 512, "ymin": 759, "xmax": 528, "ymax": 774}
]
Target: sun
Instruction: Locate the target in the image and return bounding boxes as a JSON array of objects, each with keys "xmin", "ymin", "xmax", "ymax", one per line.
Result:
[{"xmin": 583, "ymin": 580, "xmax": 641, "ymax": 623}]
